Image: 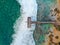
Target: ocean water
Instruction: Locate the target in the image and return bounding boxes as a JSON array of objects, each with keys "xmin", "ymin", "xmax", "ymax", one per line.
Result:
[
  {"xmin": 0, "ymin": 0, "xmax": 57, "ymax": 45},
  {"xmin": 10, "ymin": 0, "xmax": 37, "ymax": 45},
  {"xmin": 0, "ymin": 0, "xmax": 20, "ymax": 45},
  {"xmin": 0, "ymin": 0, "xmax": 38, "ymax": 45}
]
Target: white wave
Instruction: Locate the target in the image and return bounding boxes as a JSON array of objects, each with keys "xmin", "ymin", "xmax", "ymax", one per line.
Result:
[{"xmin": 10, "ymin": 0, "xmax": 37, "ymax": 45}]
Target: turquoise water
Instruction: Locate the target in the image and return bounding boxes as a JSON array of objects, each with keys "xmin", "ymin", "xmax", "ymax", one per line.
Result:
[
  {"xmin": 33, "ymin": 0, "xmax": 57, "ymax": 45},
  {"xmin": 39, "ymin": 0, "xmax": 56, "ymax": 32},
  {"xmin": 0, "ymin": 0, "xmax": 21, "ymax": 45}
]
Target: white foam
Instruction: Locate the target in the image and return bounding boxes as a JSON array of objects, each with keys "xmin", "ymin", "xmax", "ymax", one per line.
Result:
[{"xmin": 10, "ymin": 0, "xmax": 37, "ymax": 45}]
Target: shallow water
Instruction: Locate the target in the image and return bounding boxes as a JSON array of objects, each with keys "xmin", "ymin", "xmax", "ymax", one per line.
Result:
[
  {"xmin": 34, "ymin": 0, "xmax": 57, "ymax": 45},
  {"xmin": 11, "ymin": 0, "xmax": 37, "ymax": 45}
]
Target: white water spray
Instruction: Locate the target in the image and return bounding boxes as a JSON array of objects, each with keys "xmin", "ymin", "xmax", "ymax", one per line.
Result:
[{"xmin": 11, "ymin": 0, "xmax": 37, "ymax": 45}]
